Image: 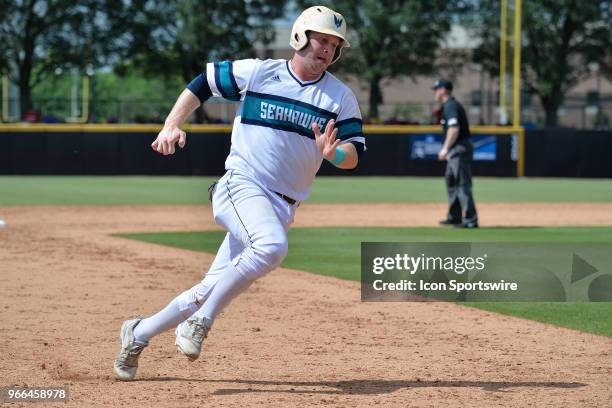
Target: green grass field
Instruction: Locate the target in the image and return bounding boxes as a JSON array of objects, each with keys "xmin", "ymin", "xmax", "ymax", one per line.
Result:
[
  {"xmin": 119, "ymin": 227, "xmax": 612, "ymax": 337},
  {"xmin": 2, "ymin": 176, "xmax": 612, "ymax": 205},
  {"xmin": 2, "ymin": 175, "xmax": 611, "ymax": 337}
]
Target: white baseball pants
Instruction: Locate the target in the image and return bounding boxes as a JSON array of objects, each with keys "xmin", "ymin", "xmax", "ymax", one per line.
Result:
[{"xmin": 134, "ymin": 170, "xmax": 297, "ymax": 342}]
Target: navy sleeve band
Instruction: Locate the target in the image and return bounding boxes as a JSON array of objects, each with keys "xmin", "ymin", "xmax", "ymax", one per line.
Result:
[
  {"xmin": 186, "ymin": 70, "xmax": 212, "ymax": 103},
  {"xmin": 350, "ymin": 141, "xmax": 365, "ymax": 159}
]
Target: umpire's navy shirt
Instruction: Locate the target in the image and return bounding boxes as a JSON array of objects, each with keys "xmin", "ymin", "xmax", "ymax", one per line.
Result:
[{"xmin": 441, "ymin": 97, "xmax": 471, "ymax": 149}]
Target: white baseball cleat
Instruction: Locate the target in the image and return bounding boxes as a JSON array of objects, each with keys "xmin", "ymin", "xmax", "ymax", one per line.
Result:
[
  {"xmin": 175, "ymin": 316, "xmax": 211, "ymax": 361},
  {"xmin": 113, "ymin": 317, "xmax": 148, "ymax": 381}
]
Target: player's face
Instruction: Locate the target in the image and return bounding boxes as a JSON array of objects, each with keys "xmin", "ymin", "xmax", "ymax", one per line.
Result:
[{"xmin": 304, "ymin": 31, "xmax": 341, "ymax": 73}]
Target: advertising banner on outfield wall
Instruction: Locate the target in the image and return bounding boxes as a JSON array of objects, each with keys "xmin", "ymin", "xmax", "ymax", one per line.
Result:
[
  {"xmin": 361, "ymin": 243, "xmax": 612, "ymax": 302},
  {"xmin": 409, "ymin": 134, "xmax": 497, "ymax": 161}
]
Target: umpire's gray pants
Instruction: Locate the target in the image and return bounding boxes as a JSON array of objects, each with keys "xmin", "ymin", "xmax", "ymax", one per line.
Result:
[{"xmin": 445, "ymin": 153, "xmax": 478, "ymax": 224}]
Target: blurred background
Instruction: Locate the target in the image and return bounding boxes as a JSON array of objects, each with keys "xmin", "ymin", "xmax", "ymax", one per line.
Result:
[{"xmin": 1, "ymin": 0, "xmax": 611, "ymax": 129}]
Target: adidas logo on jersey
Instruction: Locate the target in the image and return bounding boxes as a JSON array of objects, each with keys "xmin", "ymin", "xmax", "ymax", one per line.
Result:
[{"xmin": 270, "ymin": 73, "xmax": 281, "ymax": 82}]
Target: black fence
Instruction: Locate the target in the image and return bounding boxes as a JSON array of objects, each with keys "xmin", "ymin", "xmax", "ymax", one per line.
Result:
[
  {"xmin": 0, "ymin": 128, "xmax": 610, "ymax": 178},
  {"xmin": 524, "ymin": 130, "xmax": 612, "ymax": 178}
]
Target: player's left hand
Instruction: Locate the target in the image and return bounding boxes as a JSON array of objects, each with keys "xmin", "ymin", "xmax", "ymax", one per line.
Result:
[
  {"xmin": 313, "ymin": 119, "xmax": 340, "ymax": 161},
  {"xmin": 438, "ymin": 147, "xmax": 448, "ymax": 161}
]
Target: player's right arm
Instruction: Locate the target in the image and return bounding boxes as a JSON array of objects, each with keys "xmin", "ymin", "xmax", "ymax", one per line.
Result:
[
  {"xmin": 152, "ymin": 89, "xmax": 201, "ymax": 155},
  {"xmin": 152, "ymin": 59, "xmax": 260, "ymax": 155}
]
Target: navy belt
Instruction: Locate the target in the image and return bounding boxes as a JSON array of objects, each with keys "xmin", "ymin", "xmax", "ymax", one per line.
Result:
[{"xmin": 275, "ymin": 191, "xmax": 297, "ymax": 205}]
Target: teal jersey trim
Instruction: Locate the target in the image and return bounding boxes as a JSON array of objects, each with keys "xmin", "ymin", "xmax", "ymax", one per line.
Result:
[
  {"xmin": 214, "ymin": 61, "xmax": 241, "ymax": 101},
  {"xmin": 336, "ymin": 118, "xmax": 364, "ymax": 140}
]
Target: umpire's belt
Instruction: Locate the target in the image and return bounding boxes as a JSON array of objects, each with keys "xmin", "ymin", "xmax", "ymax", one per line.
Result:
[{"xmin": 275, "ymin": 191, "xmax": 297, "ymax": 205}]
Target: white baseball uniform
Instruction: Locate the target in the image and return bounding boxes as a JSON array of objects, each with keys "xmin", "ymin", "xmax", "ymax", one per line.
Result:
[
  {"xmin": 133, "ymin": 58, "xmax": 365, "ymax": 342},
  {"xmin": 210, "ymin": 58, "xmax": 364, "ymax": 201}
]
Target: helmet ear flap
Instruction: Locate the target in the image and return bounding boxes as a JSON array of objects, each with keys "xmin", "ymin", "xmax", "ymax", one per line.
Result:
[
  {"xmin": 290, "ymin": 26, "xmax": 309, "ymax": 51},
  {"xmin": 332, "ymin": 47, "xmax": 342, "ymax": 64},
  {"xmin": 299, "ymin": 30, "xmax": 309, "ymax": 50}
]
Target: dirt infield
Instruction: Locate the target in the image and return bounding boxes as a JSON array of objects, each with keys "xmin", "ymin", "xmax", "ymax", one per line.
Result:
[{"xmin": 1, "ymin": 204, "xmax": 612, "ymax": 407}]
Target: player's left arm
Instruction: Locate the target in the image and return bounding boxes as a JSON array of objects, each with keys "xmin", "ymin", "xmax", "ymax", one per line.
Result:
[
  {"xmin": 321, "ymin": 90, "xmax": 365, "ymax": 170},
  {"xmin": 313, "ymin": 120, "xmax": 358, "ymax": 169},
  {"xmin": 335, "ymin": 142, "xmax": 358, "ymax": 169}
]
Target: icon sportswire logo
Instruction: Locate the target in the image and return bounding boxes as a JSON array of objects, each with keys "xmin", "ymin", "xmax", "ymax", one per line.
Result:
[{"xmin": 333, "ymin": 15, "xmax": 343, "ymax": 28}]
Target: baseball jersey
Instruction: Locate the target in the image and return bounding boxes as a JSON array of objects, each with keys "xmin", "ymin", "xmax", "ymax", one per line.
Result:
[{"xmin": 205, "ymin": 58, "xmax": 365, "ymax": 201}]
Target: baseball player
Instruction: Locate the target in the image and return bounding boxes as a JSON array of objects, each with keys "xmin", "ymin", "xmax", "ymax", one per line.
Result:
[{"xmin": 114, "ymin": 6, "xmax": 365, "ymax": 380}]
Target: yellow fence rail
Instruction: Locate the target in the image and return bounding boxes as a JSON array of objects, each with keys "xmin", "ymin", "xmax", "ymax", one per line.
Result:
[{"xmin": 0, "ymin": 124, "xmax": 525, "ymax": 177}]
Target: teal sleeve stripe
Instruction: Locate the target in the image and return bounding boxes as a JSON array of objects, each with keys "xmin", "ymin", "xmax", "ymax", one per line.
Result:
[
  {"xmin": 218, "ymin": 62, "xmax": 235, "ymax": 96},
  {"xmin": 214, "ymin": 61, "xmax": 241, "ymax": 101}
]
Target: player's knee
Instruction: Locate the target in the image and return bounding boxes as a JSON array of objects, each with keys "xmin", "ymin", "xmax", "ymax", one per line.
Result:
[{"xmin": 254, "ymin": 238, "xmax": 288, "ymax": 270}]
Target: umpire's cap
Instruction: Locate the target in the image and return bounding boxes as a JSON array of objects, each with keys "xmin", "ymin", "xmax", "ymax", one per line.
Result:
[{"xmin": 432, "ymin": 79, "xmax": 453, "ymax": 91}]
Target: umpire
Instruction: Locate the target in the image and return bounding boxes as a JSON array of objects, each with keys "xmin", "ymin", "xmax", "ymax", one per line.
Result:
[{"xmin": 433, "ymin": 79, "xmax": 478, "ymax": 228}]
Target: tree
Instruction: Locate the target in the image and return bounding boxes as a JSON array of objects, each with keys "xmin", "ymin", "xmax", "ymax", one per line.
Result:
[
  {"xmin": 468, "ymin": 0, "xmax": 612, "ymax": 127},
  {"xmin": 0, "ymin": 0, "xmax": 127, "ymax": 117},
  {"xmin": 298, "ymin": 0, "xmax": 463, "ymax": 119},
  {"xmin": 120, "ymin": 0, "xmax": 287, "ymax": 122}
]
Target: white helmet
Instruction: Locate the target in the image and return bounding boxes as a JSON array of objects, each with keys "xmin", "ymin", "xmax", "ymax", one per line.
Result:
[{"xmin": 289, "ymin": 6, "xmax": 350, "ymax": 64}]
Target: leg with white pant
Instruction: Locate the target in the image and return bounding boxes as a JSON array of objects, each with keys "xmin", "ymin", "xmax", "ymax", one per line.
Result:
[
  {"xmin": 131, "ymin": 171, "xmax": 292, "ymax": 349},
  {"xmin": 197, "ymin": 171, "xmax": 291, "ymax": 319},
  {"xmin": 115, "ymin": 171, "xmax": 294, "ymax": 377},
  {"xmin": 132, "ymin": 231, "xmax": 242, "ymax": 343},
  {"xmin": 174, "ymin": 171, "xmax": 293, "ymax": 359}
]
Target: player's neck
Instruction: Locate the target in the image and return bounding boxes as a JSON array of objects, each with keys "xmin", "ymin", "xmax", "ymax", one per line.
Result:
[{"xmin": 289, "ymin": 57, "xmax": 323, "ymax": 82}]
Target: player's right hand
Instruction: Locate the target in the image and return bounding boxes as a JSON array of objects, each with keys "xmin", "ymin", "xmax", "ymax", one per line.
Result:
[{"xmin": 151, "ymin": 127, "xmax": 187, "ymax": 155}]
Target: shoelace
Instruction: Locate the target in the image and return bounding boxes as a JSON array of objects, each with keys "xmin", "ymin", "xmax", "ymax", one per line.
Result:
[
  {"xmin": 119, "ymin": 344, "xmax": 145, "ymax": 367},
  {"xmin": 188, "ymin": 321, "xmax": 210, "ymax": 343}
]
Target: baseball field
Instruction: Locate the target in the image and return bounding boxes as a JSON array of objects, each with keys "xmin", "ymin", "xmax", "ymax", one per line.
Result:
[{"xmin": 1, "ymin": 176, "xmax": 611, "ymax": 406}]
